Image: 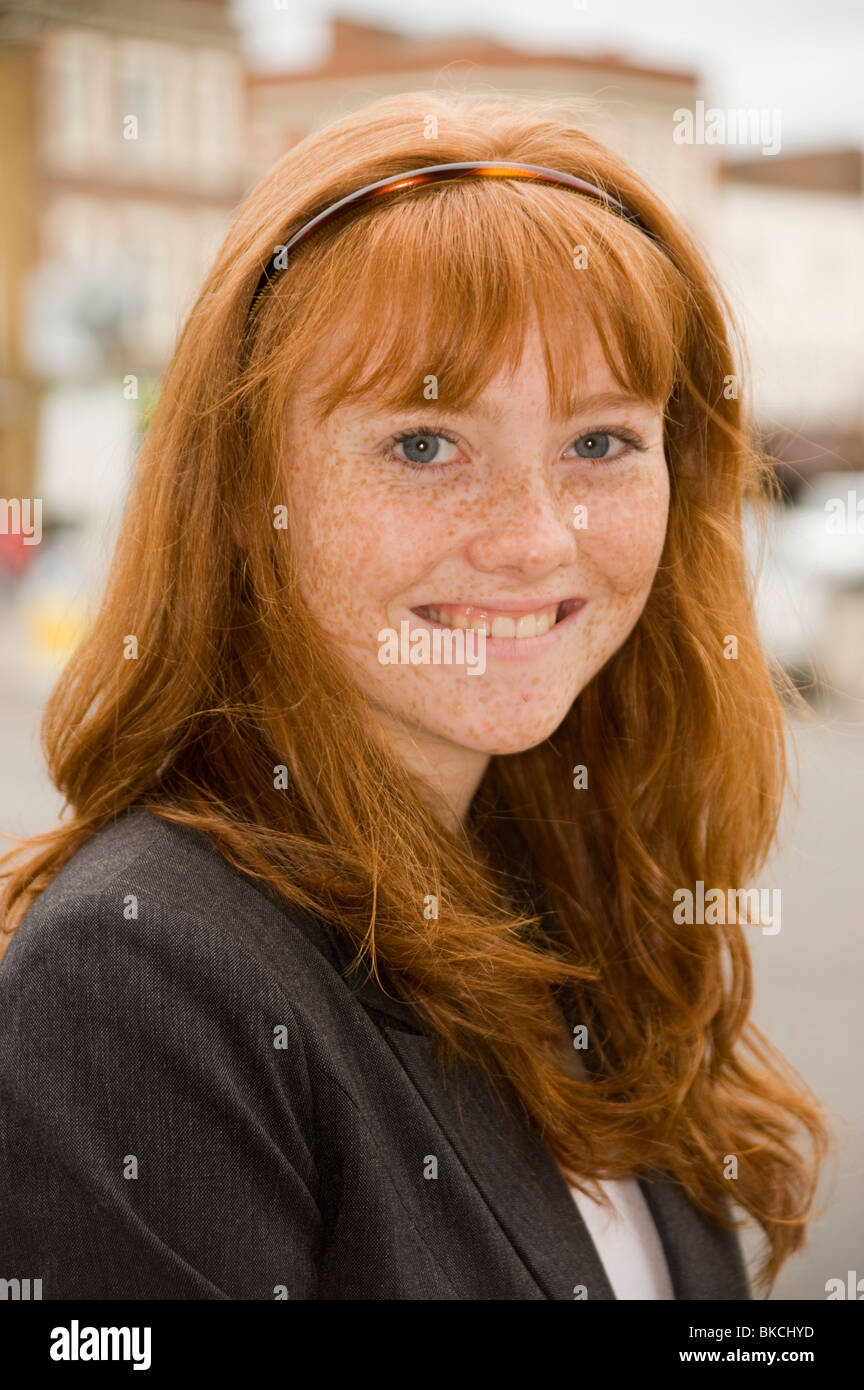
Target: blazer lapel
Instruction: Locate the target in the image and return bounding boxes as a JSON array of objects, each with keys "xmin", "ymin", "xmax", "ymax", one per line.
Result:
[
  {"xmin": 289, "ymin": 900, "xmax": 747, "ymax": 1301},
  {"xmin": 289, "ymin": 908, "xmax": 424, "ymax": 1029},
  {"xmin": 291, "ymin": 907, "xmax": 616, "ymax": 1298},
  {"xmin": 556, "ymin": 972, "xmax": 751, "ymax": 1301},
  {"xmin": 382, "ymin": 1025, "xmax": 618, "ymax": 1301},
  {"xmin": 637, "ymin": 1171, "xmax": 751, "ymax": 1300}
]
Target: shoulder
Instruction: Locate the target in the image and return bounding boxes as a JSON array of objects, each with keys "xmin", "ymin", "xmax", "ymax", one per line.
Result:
[
  {"xmin": 0, "ymin": 806, "xmax": 367, "ymax": 1133},
  {"xmin": 0, "ymin": 807, "xmax": 329, "ymax": 1163},
  {"xmin": 0, "ymin": 805, "xmax": 416, "ymax": 1118},
  {"xmin": 0, "ymin": 805, "xmax": 341, "ymax": 1018},
  {"xmin": 0, "ymin": 810, "xmax": 327, "ymax": 1297}
]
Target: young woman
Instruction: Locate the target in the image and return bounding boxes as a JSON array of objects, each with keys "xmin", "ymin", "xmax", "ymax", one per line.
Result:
[{"xmin": 0, "ymin": 90, "xmax": 829, "ymax": 1301}]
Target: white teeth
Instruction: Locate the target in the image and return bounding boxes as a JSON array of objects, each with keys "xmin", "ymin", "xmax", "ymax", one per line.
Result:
[{"xmin": 421, "ymin": 604, "xmax": 560, "ymax": 638}]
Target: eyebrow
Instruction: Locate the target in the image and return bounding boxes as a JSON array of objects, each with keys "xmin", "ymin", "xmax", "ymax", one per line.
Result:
[
  {"xmin": 343, "ymin": 390, "xmax": 655, "ymax": 425},
  {"xmin": 509, "ymin": 391, "xmax": 655, "ymax": 421}
]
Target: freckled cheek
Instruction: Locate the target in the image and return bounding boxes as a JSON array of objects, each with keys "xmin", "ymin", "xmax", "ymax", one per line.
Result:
[
  {"xmin": 368, "ymin": 514, "xmax": 453, "ymax": 593},
  {"xmin": 289, "ymin": 467, "xmax": 364, "ymax": 613},
  {"xmin": 579, "ymin": 474, "xmax": 669, "ymax": 593},
  {"xmin": 294, "ymin": 474, "xmax": 450, "ymax": 612}
]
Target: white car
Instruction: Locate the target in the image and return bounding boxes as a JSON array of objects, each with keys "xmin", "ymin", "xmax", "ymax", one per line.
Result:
[{"xmin": 746, "ymin": 476, "xmax": 864, "ymax": 695}]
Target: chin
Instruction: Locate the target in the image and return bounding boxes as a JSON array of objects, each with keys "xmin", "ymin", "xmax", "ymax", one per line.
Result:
[{"xmin": 436, "ymin": 710, "xmax": 575, "ymax": 758}]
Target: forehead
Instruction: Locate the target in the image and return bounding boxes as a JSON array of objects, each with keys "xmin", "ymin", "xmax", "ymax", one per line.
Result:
[
  {"xmin": 265, "ymin": 176, "xmax": 683, "ymax": 434},
  {"xmin": 292, "ymin": 301, "xmax": 657, "ymax": 428}
]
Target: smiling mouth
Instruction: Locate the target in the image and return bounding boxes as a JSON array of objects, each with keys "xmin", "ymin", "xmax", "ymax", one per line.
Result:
[{"xmin": 410, "ymin": 599, "xmax": 584, "ymax": 640}]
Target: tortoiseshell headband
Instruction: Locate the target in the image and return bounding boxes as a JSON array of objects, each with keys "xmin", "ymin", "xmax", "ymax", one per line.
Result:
[{"xmin": 250, "ymin": 160, "xmax": 658, "ymax": 308}]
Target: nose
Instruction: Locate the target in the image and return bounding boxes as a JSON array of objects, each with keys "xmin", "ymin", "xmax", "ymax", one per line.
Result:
[{"xmin": 464, "ymin": 460, "xmax": 579, "ymax": 580}]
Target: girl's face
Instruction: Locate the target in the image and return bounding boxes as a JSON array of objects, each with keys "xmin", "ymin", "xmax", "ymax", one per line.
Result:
[{"xmin": 283, "ymin": 310, "xmax": 669, "ymax": 804}]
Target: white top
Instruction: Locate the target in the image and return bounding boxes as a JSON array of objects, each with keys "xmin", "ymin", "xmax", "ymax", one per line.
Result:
[{"xmin": 569, "ymin": 1177, "xmax": 675, "ymax": 1299}]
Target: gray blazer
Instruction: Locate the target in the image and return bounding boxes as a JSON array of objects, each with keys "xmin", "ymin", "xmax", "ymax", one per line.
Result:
[{"xmin": 0, "ymin": 806, "xmax": 750, "ymax": 1300}]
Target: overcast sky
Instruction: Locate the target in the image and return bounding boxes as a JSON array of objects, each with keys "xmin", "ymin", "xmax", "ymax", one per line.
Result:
[{"xmin": 234, "ymin": 0, "xmax": 864, "ymax": 152}]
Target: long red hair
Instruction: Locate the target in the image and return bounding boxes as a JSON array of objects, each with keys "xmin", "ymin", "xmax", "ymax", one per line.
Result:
[{"xmin": 0, "ymin": 90, "xmax": 830, "ymax": 1291}]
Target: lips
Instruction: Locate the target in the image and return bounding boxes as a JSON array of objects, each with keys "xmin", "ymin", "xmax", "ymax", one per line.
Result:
[{"xmin": 410, "ymin": 598, "xmax": 584, "ymax": 640}]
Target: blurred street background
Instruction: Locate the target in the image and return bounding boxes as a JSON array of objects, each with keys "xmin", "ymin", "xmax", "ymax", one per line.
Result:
[{"xmin": 0, "ymin": 0, "xmax": 862, "ymax": 1300}]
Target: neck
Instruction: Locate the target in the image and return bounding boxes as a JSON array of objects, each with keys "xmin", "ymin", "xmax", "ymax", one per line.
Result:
[{"xmin": 371, "ymin": 708, "xmax": 490, "ymax": 832}]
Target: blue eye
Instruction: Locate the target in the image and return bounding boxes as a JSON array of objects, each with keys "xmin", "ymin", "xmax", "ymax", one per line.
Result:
[
  {"xmin": 573, "ymin": 433, "xmax": 613, "ymax": 458},
  {"xmin": 567, "ymin": 430, "xmax": 645, "ymax": 461},
  {"xmin": 400, "ymin": 433, "xmax": 441, "ymax": 463},
  {"xmin": 389, "ymin": 430, "xmax": 460, "ymax": 467},
  {"xmin": 384, "ymin": 425, "xmax": 645, "ymax": 471}
]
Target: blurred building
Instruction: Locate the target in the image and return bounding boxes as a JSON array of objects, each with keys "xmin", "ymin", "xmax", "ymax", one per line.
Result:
[
  {"xmin": 716, "ymin": 149, "xmax": 864, "ymax": 491},
  {"xmin": 0, "ymin": 0, "xmax": 246, "ymax": 521},
  {"xmin": 247, "ymin": 17, "xmax": 717, "ymax": 240}
]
